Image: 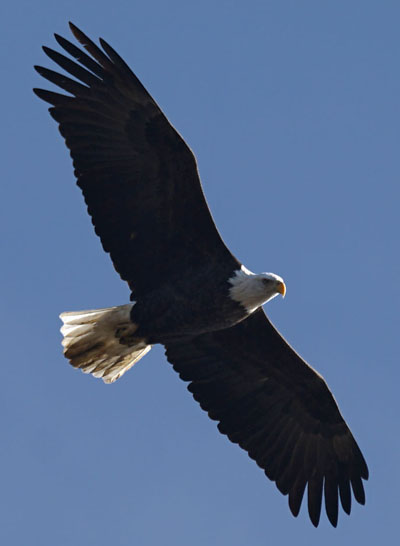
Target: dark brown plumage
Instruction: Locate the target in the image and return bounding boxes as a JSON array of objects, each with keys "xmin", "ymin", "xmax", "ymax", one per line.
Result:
[
  {"xmin": 34, "ymin": 23, "xmax": 368, "ymax": 527},
  {"xmin": 35, "ymin": 23, "xmax": 238, "ymax": 300},
  {"xmin": 166, "ymin": 309, "xmax": 368, "ymax": 527}
]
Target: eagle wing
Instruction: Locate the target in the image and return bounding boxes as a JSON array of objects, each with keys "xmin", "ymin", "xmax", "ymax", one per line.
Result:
[
  {"xmin": 34, "ymin": 23, "xmax": 239, "ymax": 299},
  {"xmin": 165, "ymin": 308, "xmax": 368, "ymax": 527}
]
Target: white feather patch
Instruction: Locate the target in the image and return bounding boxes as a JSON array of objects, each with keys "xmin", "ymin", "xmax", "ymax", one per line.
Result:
[
  {"xmin": 228, "ymin": 267, "xmax": 284, "ymax": 313},
  {"xmin": 60, "ymin": 304, "xmax": 151, "ymax": 384}
]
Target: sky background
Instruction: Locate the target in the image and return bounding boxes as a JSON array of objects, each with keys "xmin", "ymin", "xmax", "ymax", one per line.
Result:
[{"xmin": 1, "ymin": 1, "xmax": 399, "ymax": 544}]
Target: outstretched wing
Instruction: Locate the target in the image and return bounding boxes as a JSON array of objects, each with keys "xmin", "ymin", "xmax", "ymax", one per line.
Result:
[
  {"xmin": 165, "ymin": 308, "xmax": 368, "ymax": 527},
  {"xmin": 34, "ymin": 23, "xmax": 238, "ymax": 299}
]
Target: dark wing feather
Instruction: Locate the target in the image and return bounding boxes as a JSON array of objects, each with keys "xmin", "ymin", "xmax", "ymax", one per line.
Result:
[
  {"xmin": 34, "ymin": 23, "xmax": 238, "ymax": 299},
  {"xmin": 165, "ymin": 308, "xmax": 368, "ymax": 527}
]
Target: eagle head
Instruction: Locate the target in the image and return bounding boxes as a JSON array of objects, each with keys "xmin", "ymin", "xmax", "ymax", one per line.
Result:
[{"xmin": 229, "ymin": 266, "xmax": 286, "ymax": 314}]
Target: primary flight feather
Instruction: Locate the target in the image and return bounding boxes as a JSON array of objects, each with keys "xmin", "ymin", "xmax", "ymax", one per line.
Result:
[{"xmin": 34, "ymin": 23, "xmax": 368, "ymax": 527}]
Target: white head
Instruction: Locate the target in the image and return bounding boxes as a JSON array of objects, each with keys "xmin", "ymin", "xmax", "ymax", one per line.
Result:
[{"xmin": 228, "ymin": 265, "xmax": 286, "ymax": 314}]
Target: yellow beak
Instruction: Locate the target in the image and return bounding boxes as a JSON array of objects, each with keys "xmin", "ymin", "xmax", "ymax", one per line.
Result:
[{"xmin": 277, "ymin": 280, "xmax": 286, "ymax": 298}]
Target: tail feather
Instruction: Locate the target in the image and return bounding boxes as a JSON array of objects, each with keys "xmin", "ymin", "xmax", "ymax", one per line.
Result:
[{"xmin": 60, "ymin": 304, "xmax": 151, "ymax": 383}]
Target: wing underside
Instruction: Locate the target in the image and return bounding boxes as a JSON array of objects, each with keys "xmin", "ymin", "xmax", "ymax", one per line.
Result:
[
  {"xmin": 165, "ymin": 308, "xmax": 368, "ymax": 527},
  {"xmin": 34, "ymin": 23, "xmax": 238, "ymax": 299}
]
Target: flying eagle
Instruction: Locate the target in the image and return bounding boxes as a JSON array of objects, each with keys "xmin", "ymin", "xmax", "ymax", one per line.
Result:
[{"xmin": 34, "ymin": 23, "xmax": 368, "ymax": 528}]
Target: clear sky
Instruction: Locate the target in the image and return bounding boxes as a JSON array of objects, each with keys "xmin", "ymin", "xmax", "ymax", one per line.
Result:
[{"xmin": 1, "ymin": 1, "xmax": 399, "ymax": 544}]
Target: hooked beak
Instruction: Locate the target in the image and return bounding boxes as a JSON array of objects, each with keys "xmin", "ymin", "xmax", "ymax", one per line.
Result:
[{"xmin": 277, "ymin": 280, "xmax": 286, "ymax": 298}]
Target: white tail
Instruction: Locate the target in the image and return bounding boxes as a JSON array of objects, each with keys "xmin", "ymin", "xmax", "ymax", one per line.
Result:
[{"xmin": 60, "ymin": 304, "xmax": 151, "ymax": 384}]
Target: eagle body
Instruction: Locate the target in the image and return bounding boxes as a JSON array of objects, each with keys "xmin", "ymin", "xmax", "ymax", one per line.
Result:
[
  {"xmin": 34, "ymin": 23, "xmax": 368, "ymax": 528},
  {"xmin": 131, "ymin": 266, "xmax": 244, "ymax": 341}
]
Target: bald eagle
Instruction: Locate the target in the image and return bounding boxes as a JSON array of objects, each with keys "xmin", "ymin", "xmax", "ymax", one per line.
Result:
[{"xmin": 34, "ymin": 23, "xmax": 368, "ymax": 527}]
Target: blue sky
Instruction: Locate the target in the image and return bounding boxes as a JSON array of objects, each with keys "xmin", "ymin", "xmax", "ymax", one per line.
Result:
[{"xmin": 1, "ymin": 1, "xmax": 399, "ymax": 544}]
